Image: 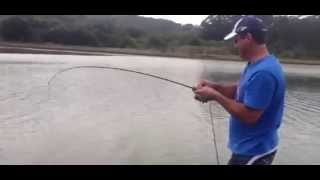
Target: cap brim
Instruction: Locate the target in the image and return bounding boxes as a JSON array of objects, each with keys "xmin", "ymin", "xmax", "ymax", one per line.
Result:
[{"xmin": 224, "ymin": 31, "xmax": 237, "ymax": 40}]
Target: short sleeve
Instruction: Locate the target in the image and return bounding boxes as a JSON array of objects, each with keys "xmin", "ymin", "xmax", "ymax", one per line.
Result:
[{"xmin": 244, "ymin": 71, "xmax": 276, "ymax": 110}]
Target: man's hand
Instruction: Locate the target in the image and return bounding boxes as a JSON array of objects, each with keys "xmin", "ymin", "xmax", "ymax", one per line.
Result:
[
  {"xmin": 193, "ymin": 80, "xmax": 262, "ymax": 124},
  {"xmin": 192, "ymin": 87, "xmax": 207, "ymax": 103},
  {"xmin": 193, "ymin": 80, "xmax": 219, "ymax": 103},
  {"xmin": 195, "ymin": 79, "xmax": 213, "ymax": 89},
  {"xmin": 194, "ymin": 86, "xmax": 221, "ymax": 101},
  {"xmin": 194, "ymin": 79, "xmax": 238, "ymax": 100}
]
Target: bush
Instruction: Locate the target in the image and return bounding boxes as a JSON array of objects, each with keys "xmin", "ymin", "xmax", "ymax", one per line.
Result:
[
  {"xmin": 189, "ymin": 37, "xmax": 202, "ymax": 46},
  {"xmin": 119, "ymin": 36, "xmax": 139, "ymax": 48},
  {"xmin": 43, "ymin": 27, "xmax": 98, "ymax": 46},
  {"xmin": 147, "ymin": 36, "xmax": 168, "ymax": 50}
]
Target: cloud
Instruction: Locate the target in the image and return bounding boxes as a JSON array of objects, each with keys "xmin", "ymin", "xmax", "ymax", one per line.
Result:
[{"xmin": 140, "ymin": 15, "xmax": 208, "ymax": 25}]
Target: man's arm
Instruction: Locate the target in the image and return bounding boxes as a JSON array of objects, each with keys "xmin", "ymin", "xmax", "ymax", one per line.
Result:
[
  {"xmin": 209, "ymin": 82, "xmax": 238, "ymax": 99},
  {"xmin": 194, "ymin": 80, "xmax": 238, "ymax": 102},
  {"xmin": 213, "ymin": 92, "xmax": 263, "ymax": 124},
  {"xmin": 195, "ymin": 72, "xmax": 277, "ymax": 124}
]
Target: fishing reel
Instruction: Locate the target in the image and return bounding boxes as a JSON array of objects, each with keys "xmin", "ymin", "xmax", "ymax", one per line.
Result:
[{"xmin": 192, "ymin": 87, "xmax": 209, "ymax": 103}]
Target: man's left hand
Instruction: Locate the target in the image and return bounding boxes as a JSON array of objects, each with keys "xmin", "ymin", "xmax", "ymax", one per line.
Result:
[{"xmin": 194, "ymin": 86, "xmax": 221, "ymax": 101}]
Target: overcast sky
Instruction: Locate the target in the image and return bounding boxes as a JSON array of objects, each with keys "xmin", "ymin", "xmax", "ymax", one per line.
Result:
[
  {"xmin": 139, "ymin": 15, "xmax": 208, "ymax": 25},
  {"xmin": 139, "ymin": 15, "xmax": 313, "ymax": 25}
]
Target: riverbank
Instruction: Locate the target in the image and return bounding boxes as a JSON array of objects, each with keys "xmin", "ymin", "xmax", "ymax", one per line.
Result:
[{"xmin": 0, "ymin": 42, "xmax": 319, "ymax": 65}]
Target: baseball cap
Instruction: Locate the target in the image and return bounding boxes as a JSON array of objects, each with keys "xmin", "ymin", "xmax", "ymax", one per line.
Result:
[{"xmin": 224, "ymin": 15, "xmax": 268, "ymax": 40}]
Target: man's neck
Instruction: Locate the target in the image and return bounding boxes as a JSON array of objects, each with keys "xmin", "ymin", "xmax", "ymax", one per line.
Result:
[{"xmin": 248, "ymin": 44, "xmax": 269, "ymax": 64}]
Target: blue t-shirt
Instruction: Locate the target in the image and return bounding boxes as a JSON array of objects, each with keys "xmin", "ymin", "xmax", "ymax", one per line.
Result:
[{"xmin": 228, "ymin": 54, "xmax": 286, "ymax": 156}]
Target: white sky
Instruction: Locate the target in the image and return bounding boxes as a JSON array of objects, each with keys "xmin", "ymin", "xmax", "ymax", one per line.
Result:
[
  {"xmin": 139, "ymin": 15, "xmax": 208, "ymax": 25},
  {"xmin": 140, "ymin": 15, "xmax": 313, "ymax": 25}
]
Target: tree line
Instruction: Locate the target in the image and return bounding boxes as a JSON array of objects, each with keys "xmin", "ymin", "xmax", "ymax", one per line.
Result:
[{"xmin": 0, "ymin": 15, "xmax": 319, "ymax": 59}]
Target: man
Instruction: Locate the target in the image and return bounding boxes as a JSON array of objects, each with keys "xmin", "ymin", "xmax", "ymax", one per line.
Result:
[{"xmin": 193, "ymin": 15, "xmax": 286, "ymax": 165}]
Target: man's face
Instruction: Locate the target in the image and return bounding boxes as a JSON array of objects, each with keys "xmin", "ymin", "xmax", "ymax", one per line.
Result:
[{"xmin": 234, "ymin": 33, "xmax": 252, "ymax": 60}]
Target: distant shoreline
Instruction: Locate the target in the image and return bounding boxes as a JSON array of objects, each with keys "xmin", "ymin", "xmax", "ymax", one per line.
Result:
[{"xmin": 0, "ymin": 42, "xmax": 319, "ymax": 65}]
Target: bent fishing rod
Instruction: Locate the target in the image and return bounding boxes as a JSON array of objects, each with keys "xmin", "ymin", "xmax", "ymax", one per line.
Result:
[
  {"xmin": 47, "ymin": 65, "xmax": 220, "ymax": 164},
  {"xmin": 48, "ymin": 65, "xmax": 194, "ymax": 90}
]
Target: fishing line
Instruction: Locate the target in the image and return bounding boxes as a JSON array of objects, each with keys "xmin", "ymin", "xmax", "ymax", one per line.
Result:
[
  {"xmin": 209, "ymin": 102, "xmax": 220, "ymax": 165},
  {"xmin": 47, "ymin": 65, "xmax": 220, "ymax": 164}
]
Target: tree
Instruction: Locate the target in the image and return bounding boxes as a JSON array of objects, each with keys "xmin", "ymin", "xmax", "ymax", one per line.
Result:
[{"xmin": 0, "ymin": 16, "xmax": 33, "ymax": 42}]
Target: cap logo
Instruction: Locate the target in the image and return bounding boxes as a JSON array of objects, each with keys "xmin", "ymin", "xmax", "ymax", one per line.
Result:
[
  {"xmin": 256, "ymin": 17, "xmax": 263, "ymax": 22},
  {"xmin": 236, "ymin": 26, "xmax": 247, "ymax": 32}
]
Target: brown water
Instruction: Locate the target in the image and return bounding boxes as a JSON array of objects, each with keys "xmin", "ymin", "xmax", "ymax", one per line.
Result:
[{"xmin": 0, "ymin": 53, "xmax": 319, "ymax": 164}]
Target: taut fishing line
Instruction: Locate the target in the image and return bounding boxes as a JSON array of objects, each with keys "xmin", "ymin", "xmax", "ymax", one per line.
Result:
[{"xmin": 47, "ymin": 65, "xmax": 220, "ymax": 164}]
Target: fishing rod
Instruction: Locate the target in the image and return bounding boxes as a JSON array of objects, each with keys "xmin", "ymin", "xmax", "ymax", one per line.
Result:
[
  {"xmin": 47, "ymin": 65, "xmax": 220, "ymax": 164},
  {"xmin": 48, "ymin": 65, "xmax": 194, "ymax": 90}
]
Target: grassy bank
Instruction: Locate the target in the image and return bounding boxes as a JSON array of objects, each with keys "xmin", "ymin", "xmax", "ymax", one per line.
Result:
[{"xmin": 0, "ymin": 42, "xmax": 319, "ymax": 65}]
